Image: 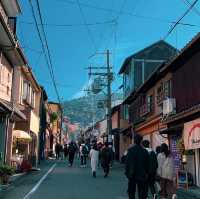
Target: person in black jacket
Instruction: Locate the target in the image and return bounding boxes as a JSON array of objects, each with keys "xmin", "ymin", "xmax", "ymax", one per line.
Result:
[
  {"xmin": 101, "ymin": 142, "xmax": 112, "ymax": 177},
  {"xmin": 142, "ymin": 140, "xmax": 158, "ymax": 199},
  {"xmin": 125, "ymin": 134, "xmax": 149, "ymax": 199}
]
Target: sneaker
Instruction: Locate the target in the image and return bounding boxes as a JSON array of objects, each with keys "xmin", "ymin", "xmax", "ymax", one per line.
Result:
[{"xmin": 153, "ymin": 194, "xmax": 157, "ymax": 199}]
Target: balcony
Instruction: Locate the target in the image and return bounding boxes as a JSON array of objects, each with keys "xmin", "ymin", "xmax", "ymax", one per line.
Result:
[{"xmin": 0, "ymin": 3, "xmax": 17, "ymax": 46}]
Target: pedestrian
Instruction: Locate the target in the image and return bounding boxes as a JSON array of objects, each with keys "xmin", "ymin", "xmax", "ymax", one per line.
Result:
[
  {"xmin": 55, "ymin": 142, "xmax": 60, "ymax": 160},
  {"xmin": 125, "ymin": 134, "xmax": 149, "ymax": 199},
  {"xmin": 158, "ymin": 143, "xmax": 177, "ymax": 199},
  {"xmin": 156, "ymin": 146, "xmax": 161, "ymax": 156},
  {"xmin": 108, "ymin": 144, "xmax": 114, "ymax": 168},
  {"xmin": 89, "ymin": 143, "xmax": 99, "ymax": 178},
  {"xmin": 80, "ymin": 142, "xmax": 88, "ymax": 167},
  {"xmin": 59, "ymin": 144, "xmax": 63, "ymax": 160},
  {"xmin": 63, "ymin": 144, "xmax": 69, "ymax": 159},
  {"xmin": 68, "ymin": 141, "xmax": 77, "ymax": 167},
  {"xmin": 100, "ymin": 142, "xmax": 112, "ymax": 178},
  {"xmin": 142, "ymin": 140, "xmax": 158, "ymax": 199}
]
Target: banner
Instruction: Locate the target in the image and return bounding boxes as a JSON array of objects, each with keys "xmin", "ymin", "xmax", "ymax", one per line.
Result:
[{"xmin": 184, "ymin": 118, "xmax": 200, "ymax": 150}]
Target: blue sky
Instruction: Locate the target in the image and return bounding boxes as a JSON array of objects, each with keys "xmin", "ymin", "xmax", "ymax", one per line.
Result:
[{"xmin": 17, "ymin": 0, "xmax": 200, "ymax": 101}]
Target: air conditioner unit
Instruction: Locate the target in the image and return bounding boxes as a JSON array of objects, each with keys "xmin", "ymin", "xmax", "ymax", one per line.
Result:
[{"xmin": 163, "ymin": 98, "xmax": 176, "ymax": 115}]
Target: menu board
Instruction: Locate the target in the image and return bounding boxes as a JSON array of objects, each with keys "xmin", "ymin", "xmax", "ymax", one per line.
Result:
[{"xmin": 170, "ymin": 136, "xmax": 182, "ymax": 173}]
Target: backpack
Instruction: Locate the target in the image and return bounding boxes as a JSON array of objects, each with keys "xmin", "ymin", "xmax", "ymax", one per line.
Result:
[{"xmin": 82, "ymin": 145, "xmax": 88, "ymax": 155}]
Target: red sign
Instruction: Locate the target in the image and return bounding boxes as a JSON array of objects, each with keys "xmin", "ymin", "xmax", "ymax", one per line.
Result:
[{"xmin": 184, "ymin": 118, "xmax": 200, "ymax": 150}]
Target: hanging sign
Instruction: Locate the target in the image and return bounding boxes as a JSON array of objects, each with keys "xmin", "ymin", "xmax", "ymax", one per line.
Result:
[{"xmin": 184, "ymin": 118, "xmax": 200, "ymax": 150}]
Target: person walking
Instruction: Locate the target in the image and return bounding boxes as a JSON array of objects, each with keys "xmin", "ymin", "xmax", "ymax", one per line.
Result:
[
  {"xmin": 125, "ymin": 134, "xmax": 149, "ymax": 199},
  {"xmin": 63, "ymin": 144, "xmax": 69, "ymax": 159},
  {"xmin": 68, "ymin": 141, "xmax": 77, "ymax": 167},
  {"xmin": 55, "ymin": 142, "xmax": 60, "ymax": 160},
  {"xmin": 80, "ymin": 142, "xmax": 88, "ymax": 167},
  {"xmin": 158, "ymin": 143, "xmax": 177, "ymax": 199},
  {"xmin": 142, "ymin": 140, "xmax": 158, "ymax": 199},
  {"xmin": 89, "ymin": 143, "xmax": 99, "ymax": 178},
  {"xmin": 100, "ymin": 142, "xmax": 112, "ymax": 178}
]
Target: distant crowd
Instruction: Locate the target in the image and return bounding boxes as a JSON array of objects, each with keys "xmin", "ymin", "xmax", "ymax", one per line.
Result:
[{"xmin": 54, "ymin": 141, "xmax": 114, "ymax": 178}]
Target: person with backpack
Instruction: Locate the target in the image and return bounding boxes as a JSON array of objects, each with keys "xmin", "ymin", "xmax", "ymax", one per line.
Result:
[
  {"xmin": 142, "ymin": 140, "xmax": 158, "ymax": 199},
  {"xmin": 100, "ymin": 142, "xmax": 112, "ymax": 177},
  {"xmin": 68, "ymin": 141, "xmax": 77, "ymax": 167},
  {"xmin": 80, "ymin": 142, "xmax": 88, "ymax": 167}
]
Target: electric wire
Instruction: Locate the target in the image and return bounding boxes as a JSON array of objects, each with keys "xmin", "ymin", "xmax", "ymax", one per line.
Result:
[
  {"xmin": 35, "ymin": 0, "xmax": 62, "ymax": 104},
  {"xmin": 181, "ymin": 0, "xmax": 200, "ymax": 16},
  {"xmin": 28, "ymin": 0, "xmax": 61, "ymax": 104},
  {"xmin": 56, "ymin": 0, "xmax": 200, "ymax": 27},
  {"xmin": 76, "ymin": 0, "xmax": 97, "ymax": 52},
  {"xmin": 163, "ymin": 0, "xmax": 199, "ymax": 40},
  {"xmin": 19, "ymin": 20, "xmax": 116, "ymax": 27}
]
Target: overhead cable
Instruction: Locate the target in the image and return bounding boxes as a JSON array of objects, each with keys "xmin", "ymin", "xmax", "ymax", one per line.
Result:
[
  {"xmin": 163, "ymin": 0, "xmax": 199, "ymax": 40},
  {"xmin": 29, "ymin": 0, "xmax": 61, "ymax": 104}
]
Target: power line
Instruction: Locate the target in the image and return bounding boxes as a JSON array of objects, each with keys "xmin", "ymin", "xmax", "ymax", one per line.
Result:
[
  {"xmin": 19, "ymin": 19, "xmax": 116, "ymax": 27},
  {"xmin": 56, "ymin": 0, "xmax": 200, "ymax": 27},
  {"xmin": 181, "ymin": 0, "xmax": 200, "ymax": 16},
  {"xmin": 35, "ymin": 0, "xmax": 62, "ymax": 104},
  {"xmin": 163, "ymin": 0, "xmax": 199, "ymax": 40},
  {"xmin": 76, "ymin": 0, "xmax": 97, "ymax": 51},
  {"xmin": 28, "ymin": 0, "xmax": 61, "ymax": 104}
]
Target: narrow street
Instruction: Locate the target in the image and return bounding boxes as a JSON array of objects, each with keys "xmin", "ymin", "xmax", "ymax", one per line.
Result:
[{"xmin": 1, "ymin": 160, "xmax": 128, "ymax": 199}]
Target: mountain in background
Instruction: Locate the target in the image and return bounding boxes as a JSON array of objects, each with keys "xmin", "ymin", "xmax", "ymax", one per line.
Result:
[{"xmin": 62, "ymin": 93, "xmax": 123, "ymax": 128}]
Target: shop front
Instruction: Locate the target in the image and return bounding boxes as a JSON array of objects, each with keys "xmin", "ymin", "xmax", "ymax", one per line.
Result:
[{"xmin": 183, "ymin": 118, "xmax": 200, "ymax": 187}]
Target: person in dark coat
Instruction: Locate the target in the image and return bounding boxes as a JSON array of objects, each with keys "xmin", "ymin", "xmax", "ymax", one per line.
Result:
[
  {"xmin": 142, "ymin": 140, "xmax": 158, "ymax": 199},
  {"xmin": 68, "ymin": 141, "xmax": 77, "ymax": 167},
  {"xmin": 101, "ymin": 142, "xmax": 112, "ymax": 177},
  {"xmin": 125, "ymin": 134, "xmax": 149, "ymax": 199},
  {"xmin": 63, "ymin": 144, "xmax": 69, "ymax": 159},
  {"xmin": 55, "ymin": 142, "xmax": 60, "ymax": 160}
]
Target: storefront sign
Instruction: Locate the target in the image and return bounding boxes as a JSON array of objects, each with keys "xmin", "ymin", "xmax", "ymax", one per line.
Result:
[
  {"xmin": 170, "ymin": 136, "xmax": 182, "ymax": 173},
  {"xmin": 184, "ymin": 118, "xmax": 200, "ymax": 150}
]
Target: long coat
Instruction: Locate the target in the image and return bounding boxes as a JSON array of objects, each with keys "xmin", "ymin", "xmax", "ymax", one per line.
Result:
[
  {"xmin": 90, "ymin": 149, "xmax": 99, "ymax": 172},
  {"xmin": 125, "ymin": 144, "xmax": 149, "ymax": 182}
]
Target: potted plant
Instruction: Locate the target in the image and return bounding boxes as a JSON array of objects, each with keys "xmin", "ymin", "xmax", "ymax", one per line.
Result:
[{"xmin": 0, "ymin": 164, "xmax": 15, "ymax": 185}]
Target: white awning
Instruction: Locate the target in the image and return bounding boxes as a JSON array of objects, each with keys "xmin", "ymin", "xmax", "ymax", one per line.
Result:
[{"xmin": 13, "ymin": 130, "xmax": 32, "ymax": 142}]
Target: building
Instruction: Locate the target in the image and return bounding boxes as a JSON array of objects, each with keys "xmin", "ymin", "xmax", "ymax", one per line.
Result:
[
  {"xmin": 38, "ymin": 87, "xmax": 48, "ymax": 161},
  {"xmin": 161, "ymin": 32, "xmax": 200, "ymax": 187},
  {"xmin": 0, "ymin": 0, "xmax": 28, "ymax": 164},
  {"xmin": 117, "ymin": 40, "xmax": 177, "ymax": 160},
  {"xmin": 11, "ymin": 65, "xmax": 41, "ymax": 167},
  {"xmin": 48, "ymin": 102, "xmax": 62, "ymax": 154}
]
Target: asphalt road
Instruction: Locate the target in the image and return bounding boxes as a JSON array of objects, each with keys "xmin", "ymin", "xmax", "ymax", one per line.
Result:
[
  {"xmin": 1, "ymin": 160, "xmax": 197, "ymax": 199},
  {"xmin": 2, "ymin": 160, "xmax": 128, "ymax": 199}
]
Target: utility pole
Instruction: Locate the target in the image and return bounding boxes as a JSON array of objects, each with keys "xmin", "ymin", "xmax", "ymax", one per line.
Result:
[
  {"xmin": 106, "ymin": 50, "xmax": 112, "ymax": 143},
  {"xmin": 86, "ymin": 50, "xmax": 113, "ymax": 143}
]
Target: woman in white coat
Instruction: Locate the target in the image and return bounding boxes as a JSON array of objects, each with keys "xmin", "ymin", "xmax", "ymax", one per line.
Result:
[{"xmin": 90, "ymin": 143, "xmax": 99, "ymax": 178}]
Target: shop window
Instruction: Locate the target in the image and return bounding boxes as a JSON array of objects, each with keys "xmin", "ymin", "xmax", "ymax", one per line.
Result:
[
  {"xmin": 22, "ymin": 81, "xmax": 28, "ymax": 100},
  {"xmin": 147, "ymin": 94, "xmax": 154, "ymax": 112}
]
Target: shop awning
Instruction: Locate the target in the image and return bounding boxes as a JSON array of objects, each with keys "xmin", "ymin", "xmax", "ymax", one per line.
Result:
[
  {"xmin": 13, "ymin": 130, "xmax": 32, "ymax": 141},
  {"xmin": 159, "ymin": 125, "xmax": 183, "ymax": 135}
]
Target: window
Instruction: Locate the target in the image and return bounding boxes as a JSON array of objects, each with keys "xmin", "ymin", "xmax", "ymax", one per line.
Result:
[
  {"xmin": 147, "ymin": 95, "xmax": 154, "ymax": 112},
  {"xmin": 6, "ymin": 86, "xmax": 9, "ymax": 95},
  {"xmin": 7, "ymin": 73, "xmax": 10, "ymax": 83},
  {"xmin": 23, "ymin": 81, "xmax": 28, "ymax": 100},
  {"xmin": 164, "ymin": 79, "xmax": 172, "ymax": 98},
  {"xmin": 31, "ymin": 90, "xmax": 35, "ymax": 108}
]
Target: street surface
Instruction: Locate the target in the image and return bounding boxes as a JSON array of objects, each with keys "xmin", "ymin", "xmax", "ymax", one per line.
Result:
[
  {"xmin": 1, "ymin": 160, "xmax": 128, "ymax": 199},
  {"xmin": 1, "ymin": 160, "xmax": 195, "ymax": 199}
]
